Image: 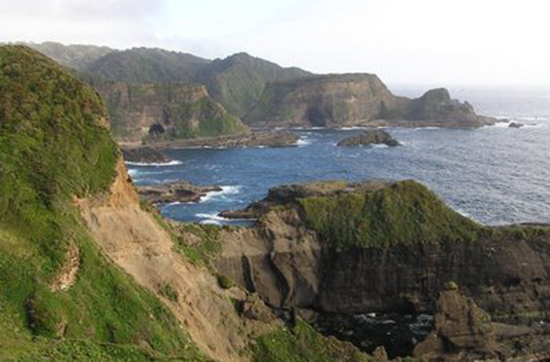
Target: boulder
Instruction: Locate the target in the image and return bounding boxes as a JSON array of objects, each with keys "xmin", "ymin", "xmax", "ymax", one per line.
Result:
[
  {"xmin": 509, "ymin": 122, "xmax": 525, "ymax": 128},
  {"xmin": 413, "ymin": 286, "xmax": 496, "ymax": 360},
  {"xmin": 337, "ymin": 129, "xmax": 399, "ymax": 147}
]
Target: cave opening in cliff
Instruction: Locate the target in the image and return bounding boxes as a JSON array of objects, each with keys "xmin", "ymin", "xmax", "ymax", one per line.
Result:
[
  {"xmin": 306, "ymin": 106, "xmax": 328, "ymax": 127},
  {"xmin": 149, "ymin": 123, "xmax": 166, "ymax": 135}
]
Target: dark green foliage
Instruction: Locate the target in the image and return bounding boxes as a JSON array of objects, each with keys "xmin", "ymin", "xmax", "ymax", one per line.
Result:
[
  {"xmin": 84, "ymin": 47, "xmax": 210, "ymax": 84},
  {"xmin": 203, "ymin": 53, "xmax": 311, "ymax": 116},
  {"xmin": 217, "ymin": 275, "xmax": 234, "ymax": 290},
  {"xmin": 146, "ymin": 97, "xmax": 249, "ymax": 141},
  {"xmin": 299, "ymin": 180, "xmax": 481, "ymax": 249},
  {"xmin": 252, "ymin": 321, "xmax": 371, "ymax": 362},
  {"xmin": 159, "ymin": 283, "xmax": 179, "ymax": 302},
  {"xmin": 0, "ymin": 46, "xmax": 204, "ymax": 360}
]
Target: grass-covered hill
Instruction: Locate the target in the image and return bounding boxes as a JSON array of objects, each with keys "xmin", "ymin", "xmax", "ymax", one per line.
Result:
[
  {"xmin": 35, "ymin": 44, "xmax": 311, "ymax": 117},
  {"xmin": 200, "ymin": 53, "xmax": 312, "ymax": 117},
  {"xmin": 0, "ymin": 45, "xmax": 204, "ymax": 360},
  {"xmin": 84, "ymin": 47, "xmax": 211, "ymax": 84},
  {"xmin": 24, "ymin": 41, "xmax": 115, "ymax": 72}
]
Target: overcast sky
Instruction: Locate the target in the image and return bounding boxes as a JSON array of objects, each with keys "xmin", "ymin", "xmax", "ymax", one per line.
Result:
[{"xmin": 1, "ymin": 0, "xmax": 549, "ymax": 88}]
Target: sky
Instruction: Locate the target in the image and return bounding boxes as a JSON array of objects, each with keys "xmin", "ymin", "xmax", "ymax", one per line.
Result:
[{"xmin": 1, "ymin": 0, "xmax": 549, "ymax": 88}]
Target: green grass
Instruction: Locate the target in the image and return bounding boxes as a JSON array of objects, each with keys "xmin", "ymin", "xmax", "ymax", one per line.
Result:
[
  {"xmin": 145, "ymin": 96, "xmax": 249, "ymax": 142},
  {"xmin": 0, "ymin": 45, "xmax": 206, "ymax": 361},
  {"xmin": 168, "ymin": 223, "xmax": 223, "ymax": 268},
  {"xmin": 298, "ymin": 180, "xmax": 482, "ymax": 249},
  {"xmin": 251, "ymin": 321, "xmax": 371, "ymax": 362}
]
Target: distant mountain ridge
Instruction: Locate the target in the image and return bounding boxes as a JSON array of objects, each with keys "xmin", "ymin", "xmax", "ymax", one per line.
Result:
[{"xmin": 24, "ymin": 42, "xmax": 496, "ymax": 134}]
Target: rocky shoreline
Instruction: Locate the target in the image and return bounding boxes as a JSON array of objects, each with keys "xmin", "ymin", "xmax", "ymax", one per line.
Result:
[
  {"xmin": 141, "ymin": 130, "xmax": 300, "ymax": 149},
  {"xmin": 337, "ymin": 129, "xmax": 399, "ymax": 147},
  {"xmin": 137, "ymin": 181, "xmax": 221, "ymax": 204},
  {"xmin": 214, "ymin": 180, "xmax": 550, "ymax": 360}
]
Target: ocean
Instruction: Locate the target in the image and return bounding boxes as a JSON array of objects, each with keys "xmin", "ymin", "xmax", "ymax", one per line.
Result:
[{"xmin": 127, "ymin": 87, "xmax": 550, "ymax": 227}]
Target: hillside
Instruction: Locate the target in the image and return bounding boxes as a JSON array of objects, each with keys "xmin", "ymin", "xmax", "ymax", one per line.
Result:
[
  {"xmin": 25, "ymin": 41, "xmax": 115, "ymax": 71},
  {"xmin": 0, "ymin": 45, "xmax": 206, "ymax": 360},
  {"xmin": 89, "ymin": 80, "xmax": 249, "ymax": 143},
  {"xmin": 200, "ymin": 52, "xmax": 312, "ymax": 116},
  {"xmin": 81, "ymin": 47, "xmax": 311, "ymax": 116},
  {"xmin": 245, "ymin": 73, "xmax": 395, "ymax": 127},
  {"xmin": 246, "ymin": 75, "xmax": 495, "ymax": 128},
  {"xmin": 0, "ymin": 45, "xmax": 375, "ymax": 361},
  {"xmin": 84, "ymin": 47, "xmax": 211, "ymax": 84}
]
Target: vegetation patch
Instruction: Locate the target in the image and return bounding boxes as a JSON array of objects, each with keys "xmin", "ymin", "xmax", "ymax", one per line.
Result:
[
  {"xmin": 298, "ymin": 180, "xmax": 482, "ymax": 249},
  {"xmin": 251, "ymin": 321, "xmax": 371, "ymax": 362},
  {"xmin": 167, "ymin": 222, "xmax": 223, "ymax": 268},
  {"xmin": 0, "ymin": 45, "xmax": 205, "ymax": 360}
]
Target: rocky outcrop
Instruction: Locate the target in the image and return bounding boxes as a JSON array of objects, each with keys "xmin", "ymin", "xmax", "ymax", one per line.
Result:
[
  {"xmin": 245, "ymin": 74, "xmax": 396, "ymax": 128},
  {"xmin": 413, "ymin": 286, "xmax": 496, "ymax": 360},
  {"xmin": 137, "ymin": 182, "xmax": 221, "ymax": 204},
  {"xmin": 337, "ymin": 129, "xmax": 399, "ymax": 147},
  {"xmin": 246, "ymin": 76, "xmax": 495, "ymax": 129},
  {"xmin": 121, "ymin": 146, "xmax": 172, "ymax": 164},
  {"xmin": 386, "ymin": 88, "xmax": 496, "ymax": 128},
  {"xmin": 509, "ymin": 122, "xmax": 525, "ymax": 128},
  {"xmin": 142, "ymin": 130, "xmax": 300, "ymax": 149},
  {"xmin": 90, "ymin": 81, "xmax": 249, "ymax": 143},
  {"xmin": 215, "ymin": 180, "xmax": 550, "ymax": 318}
]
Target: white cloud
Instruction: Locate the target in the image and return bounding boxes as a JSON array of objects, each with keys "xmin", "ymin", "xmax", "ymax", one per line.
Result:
[{"xmin": 0, "ymin": 0, "xmax": 549, "ymax": 86}]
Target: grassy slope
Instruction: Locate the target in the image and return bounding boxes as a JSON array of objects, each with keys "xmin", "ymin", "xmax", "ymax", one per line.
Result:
[
  {"xmin": 298, "ymin": 180, "xmax": 482, "ymax": 249},
  {"xmin": 251, "ymin": 321, "xmax": 372, "ymax": 362},
  {"xmin": 0, "ymin": 45, "xmax": 205, "ymax": 360}
]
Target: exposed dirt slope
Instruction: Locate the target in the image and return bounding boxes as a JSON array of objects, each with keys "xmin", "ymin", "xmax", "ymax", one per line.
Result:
[{"xmin": 78, "ymin": 160, "xmax": 277, "ymax": 361}]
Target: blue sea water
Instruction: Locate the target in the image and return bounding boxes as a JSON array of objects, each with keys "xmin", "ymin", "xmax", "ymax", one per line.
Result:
[{"xmin": 127, "ymin": 88, "xmax": 550, "ymax": 226}]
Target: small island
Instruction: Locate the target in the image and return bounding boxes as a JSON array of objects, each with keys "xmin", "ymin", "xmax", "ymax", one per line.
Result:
[{"xmin": 337, "ymin": 129, "xmax": 399, "ymax": 147}]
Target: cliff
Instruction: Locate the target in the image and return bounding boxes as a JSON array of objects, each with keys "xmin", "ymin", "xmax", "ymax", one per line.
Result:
[
  {"xmin": 92, "ymin": 81, "xmax": 249, "ymax": 143},
  {"xmin": 246, "ymin": 76, "xmax": 495, "ymax": 128},
  {"xmin": 386, "ymin": 88, "xmax": 496, "ymax": 127},
  {"xmin": 82, "ymin": 48, "xmax": 311, "ymax": 117},
  {"xmin": 0, "ymin": 45, "xmax": 371, "ymax": 361},
  {"xmin": 245, "ymin": 74, "xmax": 396, "ymax": 127},
  {"xmin": 216, "ymin": 179, "xmax": 550, "ymax": 321}
]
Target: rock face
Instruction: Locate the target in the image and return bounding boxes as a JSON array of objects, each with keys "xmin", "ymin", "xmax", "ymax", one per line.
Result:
[
  {"xmin": 413, "ymin": 287, "xmax": 496, "ymax": 360},
  {"xmin": 137, "ymin": 182, "xmax": 221, "ymax": 204},
  {"xmin": 215, "ymin": 180, "xmax": 550, "ymax": 318},
  {"xmin": 246, "ymin": 76, "xmax": 495, "ymax": 128},
  {"xmin": 387, "ymin": 88, "xmax": 495, "ymax": 128},
  {"xmin": 121, "ymin": 146, "xmax": 172, "ymax": 164},
  {"xmin": 142, "ymin": 130, "xmax": 300, "ymax": 149},
  {"xmin": 245, "ymin": 74, "xmax": 396, "ymax": 128},
  {"xmin": 337, "ymin": 129, "xmax": 399, "ymax": 147},
  {"xmin": 90, "ymin": 81, "xmax": 249, "ymax": 143},
  {"xmin": 509, "ymin": 122, "xmax": 525, "ymax": 128}
]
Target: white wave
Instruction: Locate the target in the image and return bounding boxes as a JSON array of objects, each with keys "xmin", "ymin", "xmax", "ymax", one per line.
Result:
[
  {"xmin": 165, "ymin": 201, "xmax": 182, "ymax": 207},
  {"xmin": 125, "ymin": 160, "xmax": 182, "ymax": 167},
  {"xmin": 296, "ymin": 136, "xmax": 311, "ymax": 147},
  {"xmin": 372, "ymin": 144, "xmax": 390, "ymax": 149},
  {"xmin": 484, "ymin": 121, "xmax": 512, "ymax": 128},
  {"xmin": 196, "ymin": 212, "xmax": 227, "ymax": 221},
  {"xmin": 200, "ymin": 185, "xmax": 242, "ymax": 203},
  {"xmin": 340, "ymin": 126, "xmax": 366, "ymax": 130},
  {"xmin": 127, "ymin": 169, "xmax": 139, "ymax": 177}
]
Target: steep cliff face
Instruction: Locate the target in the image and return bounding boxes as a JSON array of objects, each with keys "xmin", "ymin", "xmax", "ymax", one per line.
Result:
[
  {"xmin": 246, "ymin": 75, "xmax": 495, "ymax": 128},
  {"xmin": 245, "ymin": 74, "xmax": 396, "ymax": 127},
  {"xmin": 386, "ymin": 88, "xmax": 495, "ymax": 127},
  {"xmin": 93, "ymin": 81, "xmax": 249, "ymax": 143},
  {"xmin": 215, "ymin": 181, "xmax": 550, "ymax": 319}
]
